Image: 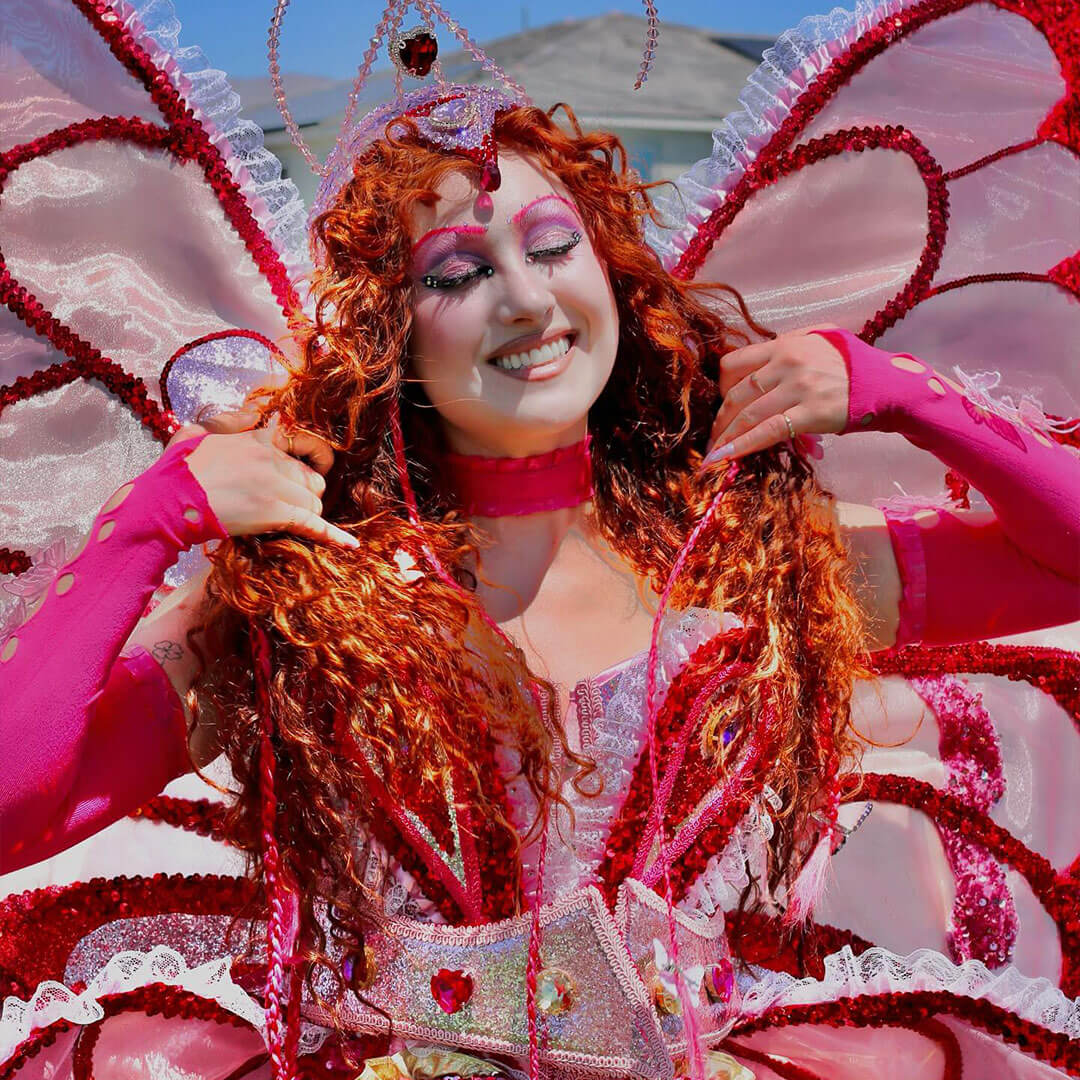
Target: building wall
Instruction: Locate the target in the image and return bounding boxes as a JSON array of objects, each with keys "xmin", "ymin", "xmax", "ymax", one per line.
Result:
[
  {"xmin": 265, "ymin": 121, "xmax": 716, "ymax": 208},
  {"xmin": 606, "ymin": 127, "xmax": 714, "ymax": 182}
]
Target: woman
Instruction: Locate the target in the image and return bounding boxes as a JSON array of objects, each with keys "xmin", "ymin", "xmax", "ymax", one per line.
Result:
[
  {"xmin": 3, "ymin": 95, "xmax": 1079, "ymax": 1077},
  {"xmin": 3, "ymin": 0, "xmax": 1080, "ymax": 1072}
]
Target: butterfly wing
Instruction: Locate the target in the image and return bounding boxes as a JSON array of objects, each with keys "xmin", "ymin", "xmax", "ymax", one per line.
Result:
[
  {"xmin": 639, "ymin": 4, "xmax": 1080, "ymax": 1068},
  {"xmin": 0, "ymin": 0, "xmax": 311, "ymax": 634}
]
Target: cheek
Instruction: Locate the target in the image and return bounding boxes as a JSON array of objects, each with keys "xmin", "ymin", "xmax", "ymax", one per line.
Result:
[
  {"xmin": 410, "ymin": 298, "xmax": 483, "ymax": 370},
  {"xmin": 571, "ymin": 254, "xmax": 618, "ymax": 347}
]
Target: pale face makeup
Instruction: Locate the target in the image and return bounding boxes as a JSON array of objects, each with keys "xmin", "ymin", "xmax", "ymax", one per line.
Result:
[{"xmin": 408, "ymin": 152, "xmax": 619, "ymax": 457}]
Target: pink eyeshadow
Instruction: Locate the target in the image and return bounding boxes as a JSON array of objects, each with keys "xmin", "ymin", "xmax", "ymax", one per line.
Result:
[{"xmin": 512, "ymin": 194, "xmax": 581, "ymax": 229}]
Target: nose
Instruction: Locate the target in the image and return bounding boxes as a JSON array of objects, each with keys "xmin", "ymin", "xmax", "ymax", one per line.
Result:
[{"xmin": 494, "ymin": 259, "xmax": 554, "ymax": 327}]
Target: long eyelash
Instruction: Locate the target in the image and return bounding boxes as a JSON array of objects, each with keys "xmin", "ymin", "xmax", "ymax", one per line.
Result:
[
  {"xmin": 525, "ymin": 231, "xmax": 582, "ymax": 263},
  {"xmin": 420, "ymin": 232, "xmax": 581, "ymax": 290},
  {"xmin": 421, "ymin": 265, "xmax": 495, "ymax": 290}
]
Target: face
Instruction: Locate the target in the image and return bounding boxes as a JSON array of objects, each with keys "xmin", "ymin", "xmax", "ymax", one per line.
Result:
[{"xmin": 408, "ymin": 152, "xmax": 619, "ymax": 456}]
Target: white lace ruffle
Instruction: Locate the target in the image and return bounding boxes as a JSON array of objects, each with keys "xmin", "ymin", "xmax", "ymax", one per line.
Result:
[
  {"xmin": 742, "ymin": 945, "xmax": 1080, "ymax": 1038},
  {"xmin": 645, "ymin": 0, "xmax": 915, "ymax": 272},
  {"xmin": 0, "ymin": 944, "xmax": 329, "ymax": 1059},
  {"xmin": 122, "ymin": 0, "xmax": 311, "ymax": 281},
  {"xmin": 680, "ymin": 787, "xmax": 780, "ymax": 918}
]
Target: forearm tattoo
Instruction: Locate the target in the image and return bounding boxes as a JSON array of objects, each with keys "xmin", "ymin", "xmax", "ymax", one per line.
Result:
[{"xmin": 152, "ymin": 640, "xmax": 184, "ymax": 663}]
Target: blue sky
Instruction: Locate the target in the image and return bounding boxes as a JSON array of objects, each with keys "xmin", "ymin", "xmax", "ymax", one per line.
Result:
[{"xmin": 169, "ymin": 0, "xmax": 828, "ymax": 79}]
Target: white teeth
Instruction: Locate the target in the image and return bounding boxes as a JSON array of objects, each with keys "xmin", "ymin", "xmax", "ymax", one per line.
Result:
[{"xmin": 494, "ymin": 335, "xmax": 571, "ymax": 371}]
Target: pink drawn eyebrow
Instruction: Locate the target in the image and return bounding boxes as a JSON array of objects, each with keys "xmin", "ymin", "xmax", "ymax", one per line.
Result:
[
  {"xmin": 511, "ymin": 194, "xmax": 580, "ymax": 227},
  {"xmin": 411, "ymin": 223, "xmax": 487, "ymax": 254}
]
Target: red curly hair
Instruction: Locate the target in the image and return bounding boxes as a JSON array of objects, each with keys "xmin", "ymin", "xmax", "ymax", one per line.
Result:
[{"xmin": 190, "ymin": 104, "xmax": 867, "ymax": 1040}]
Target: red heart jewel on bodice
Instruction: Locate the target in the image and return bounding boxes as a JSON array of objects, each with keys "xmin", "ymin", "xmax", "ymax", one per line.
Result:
[{"xmin": 430, "ymin": 967, "xmax": 473, "ymax": 1013}]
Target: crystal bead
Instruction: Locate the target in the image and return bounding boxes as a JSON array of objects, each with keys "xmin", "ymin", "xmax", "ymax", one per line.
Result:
[
  {"xmin": 704, "ymin": 958, "xmax": 735, "ymax": 1004},
  {"xmin": 535, "ymin": 967, "xmax": 576, "ymax": 1015}
]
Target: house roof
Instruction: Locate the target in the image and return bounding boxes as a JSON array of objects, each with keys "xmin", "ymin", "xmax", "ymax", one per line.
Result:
[{"xmin": 234, "ymin": 14, "xmax": 772, "ymax": 134}]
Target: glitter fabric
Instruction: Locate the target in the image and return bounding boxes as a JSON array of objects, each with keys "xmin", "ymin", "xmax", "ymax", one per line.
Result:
[
  {"xmin": 305, "ymin": 888, "xmax": 672, "ymax": 1076},
  {"xmin": 911, "ymin": 674, "xmax": 1018, "ymax": 968}
]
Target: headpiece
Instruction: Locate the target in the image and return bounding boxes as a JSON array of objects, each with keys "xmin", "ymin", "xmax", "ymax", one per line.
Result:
[{"xmin": 267, "ymin": 0, "xmax": 661, "ymax": 221}]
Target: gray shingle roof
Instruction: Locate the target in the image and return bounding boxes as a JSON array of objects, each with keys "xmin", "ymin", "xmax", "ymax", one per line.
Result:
[{"xmin": 235, "ymin": 14, "xmax": 769, "ymax": 133}]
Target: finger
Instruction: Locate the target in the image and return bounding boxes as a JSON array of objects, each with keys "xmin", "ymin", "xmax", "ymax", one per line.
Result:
[
  {"xmin": 199, "ymin": 407, "xmax": 261, "ymax": 434},
  {"xmin": 717, "ymin": 340, "xmax": 776, "ymax": 395},
  {"xmin": 282, "ymin": 430, "xmax": 335, "ymax": 476},
  {"xmin": 706, "ymin": 406, "xmax": 810, "ymax": 464},
  {"xmin": 710, "ymin": 367, "xmax": 778, "ymax": 445},
  {"xmin": 264, "ymin": 422, "xmax": 335, "ymax": 477},
  {"xmin": 712, "ymin": 385, "xmax": 798, "ymax": 451},
  {"xmin": 271, "ymin": 448, "xmax": 327, "ymax": 496},
  {"xmin": 271, "ymin": 502, "xmax": 360, "ymax": 549},
  {"xmin": 275, "ymin": 479, "xmax": 324, "ymax": 520}
]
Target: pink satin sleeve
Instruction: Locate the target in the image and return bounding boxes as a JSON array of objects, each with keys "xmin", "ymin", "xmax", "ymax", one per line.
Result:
[
  {"xmin": 886, "ymin": 511, "xmax": 1080, "ymax": 646},
  {"xmin": 0, "ymin": 435, "xmax": 226, "ymax": 872},
  {"xmin": 815, "ymin": 327, "xmax": 1080, "ymax": 581},
  {"xmin": 813, "ymin": 327, "xmax": 1080, "ymax": 646}
]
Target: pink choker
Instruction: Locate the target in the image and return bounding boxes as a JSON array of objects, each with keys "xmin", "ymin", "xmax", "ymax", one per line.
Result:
[{"xmin": 442, "ymin": 437, "xmax": 593, "ymax": 517}]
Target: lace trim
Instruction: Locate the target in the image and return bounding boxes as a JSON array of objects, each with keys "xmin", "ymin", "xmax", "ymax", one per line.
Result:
[
  {"xmin": 123, "ymin": 1, "xmax": 310, "ymax": 280},
  {"xmin": 742, "ymin": 945, "xmax": 1080, "ymax": 1038},
  {"xmin": 679, "ymin": 787, "xmax": 781, "ymax": 919},
  {"xmin": 519, "ymin": 608, "xmax": 740, "ymax": 896},
  {"xmin": 644, "ymin": 0, "xmax": 914, "ymax": 270},
  {"xmin": 0, "ymin": 945, "xmax": 326, "ymax": 1058}
]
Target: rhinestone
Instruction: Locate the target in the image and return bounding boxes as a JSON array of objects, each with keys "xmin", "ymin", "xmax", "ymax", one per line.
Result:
[
  {"xmin": 430, "ymin": 968, "xmax": 473, "ymax": 1013},
  {"xmin": 535, "ymin": 967, "xmax": 575, "ymax": 1015}
]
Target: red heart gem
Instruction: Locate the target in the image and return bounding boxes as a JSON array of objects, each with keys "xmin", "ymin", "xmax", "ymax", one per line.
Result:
[
  {"xmin": 397, "ymin": 31, "xmax": 438, "ymax": 77},
  {"xmin": 430, "ymin": 968, "xmax": 473, "ymax": 1013}
]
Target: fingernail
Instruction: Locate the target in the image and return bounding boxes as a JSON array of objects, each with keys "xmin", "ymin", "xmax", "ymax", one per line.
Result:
[{"xmin": 701, "ymin": 442, "xmax": 735, "ymax": 469}]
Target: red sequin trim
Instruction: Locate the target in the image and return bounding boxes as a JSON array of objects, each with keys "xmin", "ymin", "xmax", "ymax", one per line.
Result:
[
  {"xmin": 597, "ymin": 632, "xmax": 750, "ymax": 905},
  {"xmin": 0, "ymin": 985, "xmax": 255, "ymax": 1080},
  {"xmin": 675, "ymin": 125, "xmax": 949, "ymax": 344},
  {"xmin": 0, "ymin": 0, "xmax": 304, "ymax": 575},
  {"xmin": 0, "ymin": 548, "xmax": 31, "ymax": 575},
  {"xmin": 0, "ymin": 873, "xmax": 256, "ymax": 999},
  {"xmin": 1049, "ymin": 251, "xmax": 1080, "ymax": 298},
  {"xmin": 727, "ymin": 910, "xmax": 877, "ymax": 979},
  {"xmin": 871, "ymin": 643, "xmax": 1080, "ymax": 732},
  {"xmin": 942, "ymin": 137, "xmax": 1045, "ymax": 181},
  {"xmin": 923, "ymin": 270, "xmax": 1067, "ymax": 301},
  {"xmin": 70, "ymin": 1, "xmax": 299, "ymax": 316},
  {"xmin": 160, "ymin": 329, "xmax": 287, "ymax": 418},
  {"xmin": 131, "ymin": 796, "xmax": 232, "ymax": 842},
  {"xmin": 848, "ymin": 773, "xmax": 1080, "ymax": 995},
  {"xmin": 671, "ymin": 0, "xmax": 1080, "ymax": 335},
  {"xmin": 730, "ymin": 991, "xmax": 1079, "ymax": 1075}
]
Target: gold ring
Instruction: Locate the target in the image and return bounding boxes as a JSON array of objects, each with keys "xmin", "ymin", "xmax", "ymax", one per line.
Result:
[
  {"xmin": 782, "ymin": 413, "xmax": 796, "ymax": 441},
  {"xmin": 285, "ymin": 433, "xmax": 295, "ymax": 456}
]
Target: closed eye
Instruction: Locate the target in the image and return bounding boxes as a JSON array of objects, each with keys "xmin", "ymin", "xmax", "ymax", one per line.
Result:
[
  {"xmin": 420, "ymin": 265, "xmax": 494, "ymax": 290},
  {"xmin": 526, "ymin": 231, "xmax": 582, "ymax": 263}
]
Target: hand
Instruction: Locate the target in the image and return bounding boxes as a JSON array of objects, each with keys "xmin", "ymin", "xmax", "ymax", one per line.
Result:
[
  {"xmin": 702, "ymin": 327, "xmax": 849, "ymax": 466},
  {"xmin": 167, "ymin": 411, "xmax": 358, "ymax": 548}
]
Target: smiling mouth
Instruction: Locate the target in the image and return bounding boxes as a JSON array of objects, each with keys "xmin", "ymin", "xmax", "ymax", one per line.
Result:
[{"xmin": 489, "ymin": 333, "xmax": 575, "ymax": 371}]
